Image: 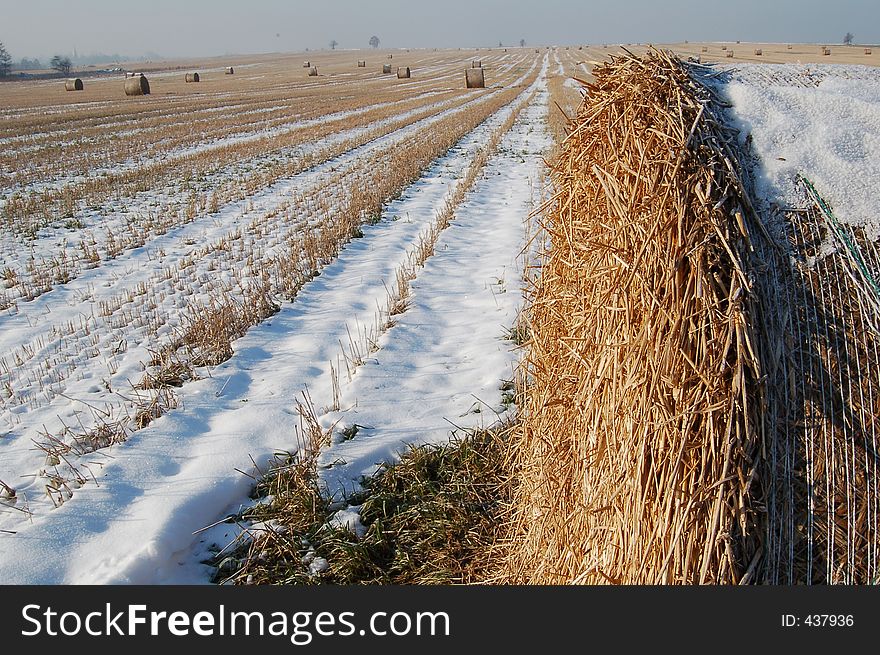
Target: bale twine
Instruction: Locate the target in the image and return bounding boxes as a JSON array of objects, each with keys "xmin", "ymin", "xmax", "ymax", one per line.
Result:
[
  {"xmin": 65, "ymin": 78, "xmax": 83, "ymax": 91},
  {"xmin": 308, "ymin": 66, "xmax": 318, "ymax": 76},
  {"xmin": 382, "ymin": 64, "xmax": 392, "ymax": 74},
  {"xmin": 465, "ymin": 67, "xmax": 485, "ymax": 88},
  {"xmin": 124, "ymin": 74, "xmax": 150, "ymax": 96},
  {"xmin": 754, "ymin": 48, "xmax": 763, "ymax": 55},
  {"xmin": 396, "ymin": 66, "xmax": 410, "ymax": 78},
  {"xmin": 357, "ymin": 60, "xmax": 366, "ymax": 67},
  {"xmin": 225, "ymin": 66, "xmax": 234, "ymax": 74},
  {"xmin": 303, "ymin": 61, "xmax": 310, "ymax": 68},
  {"xmin": 185, "ymin": 72, "xmax": 200, "ymax": 82}
]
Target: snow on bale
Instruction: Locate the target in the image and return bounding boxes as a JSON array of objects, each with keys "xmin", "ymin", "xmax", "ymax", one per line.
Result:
[
  {"xmin": 382, "ymin": 64, "xmax": 392, "ymax": 74},
  {"xmin": 396, "ymin": 66, "xmax": 410, "ymax": 78},
  {"xmin": 185, "ymin": 72, "xmax": 200, "ymax": 83},
  {"xmin": 64, "ymin": 78, "xmax": 83, "ymax": 91},
  {"xmin": 124, "ymin": 74, "xmax": 150, "ymax": 96},
  {"xmin": 465, "ymin": 67, "xmax": 485, "ymax": 88},
  {"xmin": 308, "ymin": 67, "xmax": 318, "ymax": 76}
]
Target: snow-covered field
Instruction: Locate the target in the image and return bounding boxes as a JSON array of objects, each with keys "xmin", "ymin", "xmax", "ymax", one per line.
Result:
[{"xmin": 0, "ymin": 50, "xmax": 551, "ymax": 583}]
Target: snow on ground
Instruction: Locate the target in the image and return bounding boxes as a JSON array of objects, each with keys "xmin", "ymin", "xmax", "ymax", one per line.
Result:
[
  {"xmin": 709, "ymin": 63, "xmax": 880, "ymax": 239},
  {"xmin": 0, "ymin": 63, "xmax": 550, "ymax": 584},
  {"xmin": 320, "ymin": 83, "xmax": 552, "ymax": 499}
]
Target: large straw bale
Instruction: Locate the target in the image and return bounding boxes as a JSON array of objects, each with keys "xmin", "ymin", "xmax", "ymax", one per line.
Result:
[
  {"xmin": 502, "ymin": 49, "xmax": 766, "ymax": 584},
  {"xmin": 124, "ymin": 74, "xmax": 150, "ymax": 96}
]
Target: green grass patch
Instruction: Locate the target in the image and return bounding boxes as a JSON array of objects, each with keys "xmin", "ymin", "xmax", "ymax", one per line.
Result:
[{"xmin": 216, "ymin": 426, "xmax": 513, "ymax": 585}]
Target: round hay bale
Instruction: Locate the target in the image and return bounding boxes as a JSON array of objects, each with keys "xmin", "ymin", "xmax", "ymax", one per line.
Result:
[
  {"xmin": 823, "ymin": 47, "xmax": 831, "ymax": 55},
  {"xmin": 396, "ymin": 66, "xmax": 410, "ymax": 79},
  {"xmin": 472, "ymin": 60, "xmax": 481, "ymax": 68},
  {"xmin": 303, "ymin": 61, "xmax": 310, "ymax": 68},
  {"xmin": 726, "ymin": 50, "xmax": 734, "ymax": 58},
  {"xmin": 308, "ymin": 66, "xmax": 318, "ymax": 76},
  {"xmin": 721, "ymin": 45, "xmax": 727, "ymax": 50},
  {"xmin": 465, "ymin": 67, "xmax": 485, "ymax": 88},
  {"xmin": 701, "ymin": 46, "xmax": 708, "ymax": 52},
  {"xmin": 225, "ymin": 66, "xmax": 234, "ymax": 74},
  {"xmin": 867, "ymin": 48, "xmax": 873, "ymax": 55},
  {"xmin": 185, "ymin": 72, "xmax": 200, "ymax": 83},
  {"xmin": 65, "ymin": 78, "xmax": 83, "ymax": 91},
  {"xmin": 754, "ymin": 48, "xmax": 762, "ymax": 56},
  {"xmin": 382, "ymin": 64, "xmax": 392, "ymax": 74},
  {"xmin": 124, "ymin": 74, "xmax": 150, "ymax": 96},
  {"xmin": 787, "ymin": 44, "xmax": 793, "ymax": 50},
  {"xmin": 388, "ymin": 54, "xmax": 393, "ymax": 59},
  {"xmin": 358, "ymin": 60, "xmax": 366, "ymax": 67}
]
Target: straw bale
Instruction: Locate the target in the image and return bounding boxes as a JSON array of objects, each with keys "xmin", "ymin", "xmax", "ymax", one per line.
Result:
[
  {"xmin": 382, "ymin": 64, "xmax": 392, "ymax": 74},
  {"xmin": 465, "ymin": 67, "xmax": 485, "ymax": 88},
  {"xmin": 501, "ymin": 49, "xmax": 766, "ymax": 584},
  {"xmin": 225, "ymin": 66, "xmax": 234, "ymax": 74},
  {"xmin": 396, "ymin": 66, "xmax": 410, "ymax": 78},
  {"xmin": 65, "ymin": 78, "xmax": 83, "ymax": 91},
  {"xmin": 185, "ymin": 72, "xmax": 200, "ymax": 82},
  {"xmin": 124, "ymin": 74, "xmax": 150, "ymax": 96}
]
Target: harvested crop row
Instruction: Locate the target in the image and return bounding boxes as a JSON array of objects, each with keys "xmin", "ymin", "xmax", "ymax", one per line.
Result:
[{"xmin": 0, "ymin": 64, "xmax": 541, "ymax": 522}]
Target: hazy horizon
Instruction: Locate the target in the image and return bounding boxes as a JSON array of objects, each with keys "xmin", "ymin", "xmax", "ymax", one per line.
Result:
[{"xmin": 3, "ymin": 0, "xmax": 879, "ymax": 61}]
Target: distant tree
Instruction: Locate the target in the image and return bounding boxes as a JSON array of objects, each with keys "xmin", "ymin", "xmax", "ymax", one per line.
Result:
[
  {"xmin": 329, "ymin": 39, "xmax": 338, "ymax": 50},
  {"xmin": 844, "ymin": 32, "xmax": 854, "ymax": 45},
  {"xmin": 520, "ymin": 38, "xmax": 526, "ymax": 48},
  {"xmin": 369, "ymin": 35, "xmax": 380, "ymax": 49},
  {"xmin": 50, "ymin": 55, "xmax": 72, "ymax": 76},
  {"xmin": 0, "ymin": 42, "xmax": 11, "ymax": 77}
]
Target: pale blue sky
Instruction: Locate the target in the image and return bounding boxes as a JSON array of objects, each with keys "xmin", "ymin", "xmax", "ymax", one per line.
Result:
[{"xmin": 2, "ymin": 0, "xmax": 878, "ymax": 60}]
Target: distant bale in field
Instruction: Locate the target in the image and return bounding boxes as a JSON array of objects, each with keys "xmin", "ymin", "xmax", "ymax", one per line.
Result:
[
  {"xmin": 721, "ymin": 45, "xmax": 727, "ymax": 50},
  {"xmin": 472, "ymin": 60, "xmax": 482, "ymax": 68},
  {"xmin": 388, "ymin": 54, "xmax": 393, "ymax": 59},
  {"xmin": 303, "ymin": 61, "xmax": 310, "ymax": 68},
  {"xmin": 726, "ymin": 50, "xmax": 734, "ymax": 58},
  {"xmin": 397, "ymin": 66, "xmax": 410, "ymax": 78},
  {"xmin": 465, "ymin": 67, "xmax": 485, "ymax": 88},
  {"xmin": 308, "ymin": 66, "xmax": 318, "ymax": 76},
  {"xmin": 701, "ymin": 46, "xmax": 708, "ymax": 52},
  {"xmin": 357, "ymin": 60, "xmax": 366, "ymax": 67},
  {"xmin": 382, "ymin": 64, "xmax": 392, "ymax": 74},
  {"xmin": 535, "ymin": 48, "xmax": 539, "ymax": 53},
  {"xmin": 124, "ymin": 74, "xmax": 150, "ymax": 96},
  {"xmin": 866, "ymin": 48, "xmax": 873, "ymax": 55},
  {"xmin": 225, "ymin": 66, "xmax": 234, "ymax": 74},
  {"xmin": 787, "ymin": 44, "xmax": 793, "ymax": 50},
  {"xmin": 65, "ymin": 78, "xmax": 83, "ymax": 91},
  {"xmin": 822, "ymin": 47, "xmax": 831, "ymax": 55},
  {"xmin": 754, "ymin": 48, "xmax": 762, "ymax": 56},
  {"xmin": 185, "ymin": 72, "xmax": 200, "ymax": 82}
]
